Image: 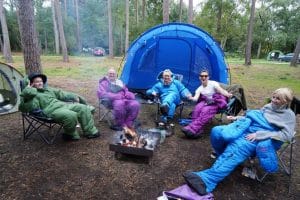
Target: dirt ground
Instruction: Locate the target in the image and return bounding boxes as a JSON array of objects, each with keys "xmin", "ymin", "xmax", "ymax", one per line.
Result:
[{"xmin": 1, "ymin": 77, "xmax": 299, "ymax": 200}]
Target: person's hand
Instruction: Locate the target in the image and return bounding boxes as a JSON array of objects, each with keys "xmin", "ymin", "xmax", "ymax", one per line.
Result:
[
  {"xmin": 226, "ymin": 116, "xmax": 237, "ymax": 121},
  {"xmin": 187, "ymin": 94, "xmax": 193, "ymax": 100},
  {"xmin": 227, "ymin": 93, "xmax": 233, "ymax": 98},
  {"xmin": 124, "ymin": 92, "xmax": 134, "ymax": 99},
  {"xmin": 245, "ymin": 133, "xmax": 256, "ymax": 142}
]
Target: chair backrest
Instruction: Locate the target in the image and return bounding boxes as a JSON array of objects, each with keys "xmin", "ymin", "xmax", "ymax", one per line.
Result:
[
  {"xmin": 291, "ymin": 97, "xmax": 300, "ymax": 115},
  {"xmin": 156, "ymin": 71, "xmax": 183, "ymax": 82}
]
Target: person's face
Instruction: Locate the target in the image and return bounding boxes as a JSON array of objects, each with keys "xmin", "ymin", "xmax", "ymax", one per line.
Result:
[
  {"xmin": 31, "ymin": 77, "xmax": 44, "ymax": 89},
  {"xmin": 199, "ymin": 72, "xmax": 209, "ymax": 83},
  {"xmin": 271, "ymin": 94, "xmax": 285, "ymax": 107},
  {"xmin": 163, "ymin": 73, "xmax": 172, "ymax": 85},
  {"xmin": 108, "ymin": 70, "xmax": 117, "ymax": 82}
]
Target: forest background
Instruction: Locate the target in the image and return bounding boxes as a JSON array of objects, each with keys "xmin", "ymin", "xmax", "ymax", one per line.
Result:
[{"xmin": 0, "ymin": 0, "xmax": 299, "ymax": 63}]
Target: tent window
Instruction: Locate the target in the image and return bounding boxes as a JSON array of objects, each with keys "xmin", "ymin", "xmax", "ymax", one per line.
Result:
[
  {"xmin": 157, "ymin": 38, "xmax": 191, "ymax": 70},
  {"xmin": 138, "ymin": 42, "xmax": 157, "ymax": 71},
  {"xmin": 0, "ymin": 71, "xmax": 17, "ymax": 113},
  {"xmin": 194, "ymin": 44, "xmax": 212, "ymax": 74}
]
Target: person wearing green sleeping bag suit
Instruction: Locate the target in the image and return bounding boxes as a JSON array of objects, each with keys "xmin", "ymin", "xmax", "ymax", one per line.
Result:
[{"xmin": 19, "ymin": 73, "xmax": 100, "ymax": 141}]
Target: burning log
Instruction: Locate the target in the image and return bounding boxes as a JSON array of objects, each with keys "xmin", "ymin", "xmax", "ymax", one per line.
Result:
[{"xmin": 118, "ymin": 127, "xmax": 147, "ymax": 148}]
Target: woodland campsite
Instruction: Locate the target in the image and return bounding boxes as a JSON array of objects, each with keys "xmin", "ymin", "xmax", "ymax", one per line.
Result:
[{"xmin": 0, "ymin": 0, "xmax": 300, "ymax": 200}]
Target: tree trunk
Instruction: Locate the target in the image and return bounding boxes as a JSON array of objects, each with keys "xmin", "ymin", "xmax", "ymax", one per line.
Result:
[
  {"xmin": 142, "ymin": 0, "xmax": 145, "ymax": 23},
  {"xmin": 54, "ymin": 0, "xmax": 69, "ymax": 62},
  {"xmin": 74, "ymin": 0, "xmax": 81, "ymax": 52},
  {"xmin": 108, "ymin": 0, "xmax": 114, "ymax": 58},
  {"xmin": 0, "ymin": 0, "xmax": 13, "ymax": 63},
  {"xmin": 120, "ymin": 27, "xmax": 123, "ymax": 55},
  {"xmin": 63, "ymin": 0, "xmax": 67, "ymax": 15},
  {"xmin": 0, "ymin": 38, "xmax": 3, "ymax": 52},
  {"xmin": 125, "ymin": 0, "xmax": 129, "ymax": 53},
  {"xmin": 17, "ymin": 0, "xmax": 42, "ymax": 74},
  {"xmin": 256, "ymin": 42, "xmax": 261, "ymax": 59},
  {"xmin": 15, "ymin": 7, "xmax": 23, "ymax": 47},
  {"xmin": 244, "ymin": 0, "xmax": 256, "ymax": 66},
  {"xmin": 216, "ymin": 0, "xmax": 222, "ymax": 35},
  {"xmin": 221, "ymin": 36, "xmax": 227, "ymax": 50},
  {"xmin": 135, "ymin": 0, "xmax": 138, "ymax": 26},
  {"xmin": 179, "ymin": 0, "xmax": 183, "ymax": 22},
  {"xmin": 188, "ymin": 0, "xmax": 193, "ymax": 23},
  {"xmin": 44, "ymin": 29, "xmax": 48, "ymax": 54},
  {"xmin": 290, "ymin": 36, "xmax": 300, "ymax": 67},
  {"xmin": 51, "ymin": 0, "xmax": 59, "ymax": 54},
  {"xmin": 163, "ymin": 0, "xmax": 169, "ymax": 23}
]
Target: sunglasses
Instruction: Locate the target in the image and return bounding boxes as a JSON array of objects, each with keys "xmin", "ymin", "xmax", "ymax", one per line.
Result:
[{"xmin": 200, "ymin": 75, "xmax": 208, "ymax": 78}]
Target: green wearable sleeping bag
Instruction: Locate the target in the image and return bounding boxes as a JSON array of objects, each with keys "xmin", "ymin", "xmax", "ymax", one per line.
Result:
[{"xmin": 19, "ymin": 82, "xmax": 98, "ymax": 138}]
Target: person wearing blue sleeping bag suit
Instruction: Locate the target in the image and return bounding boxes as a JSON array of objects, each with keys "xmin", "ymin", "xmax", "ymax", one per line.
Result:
[
  {"xmin": 146, "ymin": 69, "xmax": 192, "ymax": 122},
  {"xmin": 183, "ymin": 88, "xmax": 296, "ymax": 195}
]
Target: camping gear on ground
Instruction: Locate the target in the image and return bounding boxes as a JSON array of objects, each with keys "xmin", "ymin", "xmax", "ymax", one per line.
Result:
[
  {"xmin": 0, "ymin": 62, "xmax": 23, "ymax": 115},
  {"xmin": 157, "ymin": 184, "xmax": 214, "ymax": 200},
  {"xmin": 120, "ymin": 23, "xmax": 229, "ymax": 95}
]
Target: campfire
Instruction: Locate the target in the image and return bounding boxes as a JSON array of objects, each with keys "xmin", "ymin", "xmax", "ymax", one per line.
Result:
[
  {"xmin": 115, "ymin": 126, "xmax": 160, "ymax": 150},
  {"xmin": 117, "ymin": 127, "xmax": 147, "ymax": 148}
]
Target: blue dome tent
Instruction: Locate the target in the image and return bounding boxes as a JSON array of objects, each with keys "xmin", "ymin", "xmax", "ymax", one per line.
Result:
[{"xmin": 120, "ymin": 23, "xmax": 228, "ymax": 94}]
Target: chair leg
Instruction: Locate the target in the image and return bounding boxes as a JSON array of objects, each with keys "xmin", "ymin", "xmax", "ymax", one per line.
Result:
[
  {"xmin": 179, "ymin": 103, "xmax": 184, "ymax": 119},
  {"xmin": 288, "ymin": 142, "xmax": 293, "ymax": 194},
  {"xmin": 22, "ymin": 113, "xmax": 63, "ymax": 144},
  {"xmin": 156, "ymin": 103, "xmax": 160, "ymax": 121}
]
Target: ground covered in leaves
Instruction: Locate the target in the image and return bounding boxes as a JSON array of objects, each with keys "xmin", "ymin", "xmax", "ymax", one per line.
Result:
[{"xmin": 1, "ymin": 76, "xmax": 299, "ymax": 200}]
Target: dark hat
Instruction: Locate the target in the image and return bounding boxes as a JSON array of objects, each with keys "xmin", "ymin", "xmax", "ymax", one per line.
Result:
[{"xmin": 28, "ymin": 73, "xmax": 47, "ymax": 84}]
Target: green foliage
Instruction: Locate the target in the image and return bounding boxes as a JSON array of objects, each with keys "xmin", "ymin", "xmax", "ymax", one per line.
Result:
[
  {"xmin": 3, "ymin": 0, "xmax": 300, "ymax": 59},
  {"xmin": 6, "ymin": 8, "xmax": 21, "ymax": 51},
  {"xmin": 194, "ymin": 0, "xmax": 248, "ymax": 53},
  {"xmin": 80, "ymin": 0, "xmax": 108, "ymax": 49}
]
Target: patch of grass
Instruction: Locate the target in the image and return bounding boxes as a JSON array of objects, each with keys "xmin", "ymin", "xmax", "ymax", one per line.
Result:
[
  {"xmin": 2, "ymin": 55, "xmax": 299, "ymax": 104},
  {"xmin": 229, "ymin": 62, "xmax": 300, "ymax": 108}
]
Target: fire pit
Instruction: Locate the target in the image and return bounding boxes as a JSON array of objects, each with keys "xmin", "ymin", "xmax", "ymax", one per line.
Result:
[{"xmin": 109, "ymin": 127, "xmax": 161, "ymax": 159}]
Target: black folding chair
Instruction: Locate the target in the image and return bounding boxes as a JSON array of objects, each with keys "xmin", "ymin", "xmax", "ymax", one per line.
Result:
[
  {"xmin": 152, "ymin": 73, "xmax": 186, "ymax": 122},
  {"xmin": 215, "ymin": 96, "xmax": 238, "ymax": 122},
  {"xmin": 20, "ymin": 80, "xmax": 64, "ymax": 144},
  {"xmin": 98, "ymin": 98, "xmax": 114, "ymax": 126},
  {"xmin": 22, "ymin": 111, "xmax": 63, "ymax": 144},
  {"xmin": 154, "ymin": 96, "xmax": 185, "ymax": 122}
]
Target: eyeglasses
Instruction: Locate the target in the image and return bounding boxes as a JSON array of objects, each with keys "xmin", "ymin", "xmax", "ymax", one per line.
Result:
[{"xmin": 200, "ymin": 75, "xmax": 208, "ymax": 78}]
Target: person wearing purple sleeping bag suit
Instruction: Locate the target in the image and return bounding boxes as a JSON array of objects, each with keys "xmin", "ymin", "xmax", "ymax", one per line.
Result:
[
  {"xmin": 97, "ymin": 68, "xmax": 140, "ymax": 130},
  {"xmin": 183, "ymin": 88, "xmax": 296, "ymax": 195},
  {"xmin": 182, "ymin": 70, "xmax": 233, "ymax": 138}
]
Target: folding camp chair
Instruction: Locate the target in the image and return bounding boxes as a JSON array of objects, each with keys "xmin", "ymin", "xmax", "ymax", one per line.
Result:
[
  {"xmin": 152, "ymin": 73, "xmax": 185, "ymax": 122},
  {"xmin": 155, "ymin": 97, "xmax": 185, "ymax": 122},
  {"xmin": 242, "ymin": 97, "xmax": 299, "ymax": 193},
  {"xmin": 215, "ymin": 96, "xmax": 238, "ymax": 122},
  {"xmin": 98, "ymin": 98, "xmax": 114, "ymax": 126},
  {"xmin": 20, "ymin": 80, "xmax": 68, "ymax": 144},
  {"xmin": 22, "ymin": 111, "xmax": 63, "ymax": 144},
  {"xmin": 216, "ymin": 84, "xmax": 247, "ymax": 122}
]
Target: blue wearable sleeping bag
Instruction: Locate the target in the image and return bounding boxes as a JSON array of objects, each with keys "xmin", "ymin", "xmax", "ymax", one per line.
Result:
[{"xmin": 195, "ymin": 110, "xmax": 281, "ymax": 193}]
